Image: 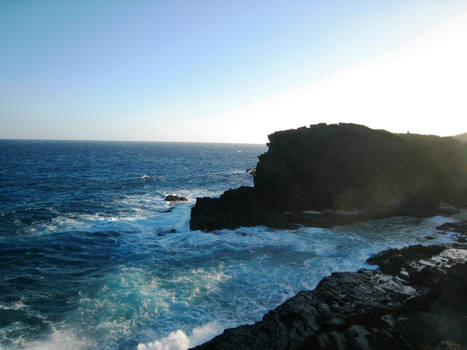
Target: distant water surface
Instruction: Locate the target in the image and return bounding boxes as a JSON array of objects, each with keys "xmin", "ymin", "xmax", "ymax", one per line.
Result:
[{"xmin": 0, "ymin": 140, "xmax": 458, "ymax": 350}]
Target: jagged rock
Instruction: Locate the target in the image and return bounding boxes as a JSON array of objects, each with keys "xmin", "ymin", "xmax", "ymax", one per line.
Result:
[
  {"xmin": 190, "ymin": 187, "xmax": 291, "ymax": 231},
  {"xmin": 192, "ymin": 244, "xmax": 467, "ymax": 350},
  {"xmin": 165, "ymin": 195, "xmax": 188, "ymax": 202},
  {"xmin": 191, "ymin": 123, "xmax": 467, "ymax": 231}
]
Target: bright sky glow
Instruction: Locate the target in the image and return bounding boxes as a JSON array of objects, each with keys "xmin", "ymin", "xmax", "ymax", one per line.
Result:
[
  {"xmin": 191, "ymin": 12, "xmax": 467, "ymax": 143},
  {"xmin": 1, "ymin": 0, "xmax": 466, "ymax": 143}
]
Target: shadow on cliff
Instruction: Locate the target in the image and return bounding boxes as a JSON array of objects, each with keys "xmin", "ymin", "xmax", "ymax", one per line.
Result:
[{"xmin": 191, "ymin": 123, "xmax": 467, "ymax": 231}]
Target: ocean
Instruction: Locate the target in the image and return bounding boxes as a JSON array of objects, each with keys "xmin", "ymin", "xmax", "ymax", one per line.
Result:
[{"xmin": 0, "ymin": 140, "xmax": 458, "ymax": 350}]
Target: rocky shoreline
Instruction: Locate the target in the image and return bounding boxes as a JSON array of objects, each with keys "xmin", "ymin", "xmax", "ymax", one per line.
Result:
[
  {"xmin": 193, "ymin": 239, "xmax": 467, "ymax": 350},
  {"xmin": 190, "ymin": 123, "xmax": 467, "ymax": 232},
  {"xmin": 189, "ymin": 124, "xmax": 467, "ymax": 349}
]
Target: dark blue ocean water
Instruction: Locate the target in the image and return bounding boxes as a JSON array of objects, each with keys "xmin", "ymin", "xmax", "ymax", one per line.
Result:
[{"xmin": 0, "ymin": 140, "xmax": 458, "ymax": 350}]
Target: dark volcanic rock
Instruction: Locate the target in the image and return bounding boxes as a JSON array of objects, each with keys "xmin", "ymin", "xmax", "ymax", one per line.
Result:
[
  {"xmin": 190, "ymin": 123, "xmax": 467, "ymax": 231},
  {"xmin": 190, "ymin": 187, "xmax": 297, "ymax": 231},
  {"xmin": 193, "ymin": 244, "xmax": 467, "ymax": 350},
  {"xmin": 437, "ymin": 221, "xmax": 467, "ymax": 235},
  {"xmin": 165, "ymin": 195, "xmax": 188, "ymax": 202}
]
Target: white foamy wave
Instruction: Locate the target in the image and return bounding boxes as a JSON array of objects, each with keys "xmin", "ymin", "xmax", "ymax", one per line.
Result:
[
  {"xmin": 164, "ymin": 188, "xmax": 217, "ymax": 202},
  {"xmin": 23, "ymin": 191, "xmax": 181, "ymax": 235},
  {"xmin": 113, "ymin": 193, "xmax": 165, "ymax": 206},
  {"xmin": 20, "ymin": 329, "xmax": 94, "ymax": 350},
  {"xmin": 137, "ymin": 321, "xmax": 223, "ymax": 350},
  {"xmin": 0, "ymin": 301, "xmax": 27, "ymax": 310},
  {"xmin": 27, "ymin": 212, "xmax": 152, "ymax": 235},
  {"xmin": 422, "ymin": 215, "xmax": 458, "ymax": 225}
]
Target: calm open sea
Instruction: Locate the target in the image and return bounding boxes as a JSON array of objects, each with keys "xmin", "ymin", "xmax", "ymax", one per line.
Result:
[{"xmin": 0, "ymin": 140, "xmax": 457, "ymax": 350}]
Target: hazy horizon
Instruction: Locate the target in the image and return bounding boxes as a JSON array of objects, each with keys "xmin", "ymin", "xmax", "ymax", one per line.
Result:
[
  {"xmin": 2, "ymin": 1, "xmax": 467, "ymax": 143},
  {"xmin": 0, "ymin": 123, "xmax": 466, "ymax": 145},
  {"xmin": 0, "ymin": 137, "xmax": 266, "ymax": 145}
]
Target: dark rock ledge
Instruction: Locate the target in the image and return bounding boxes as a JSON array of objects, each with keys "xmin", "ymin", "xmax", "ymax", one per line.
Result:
[
  {"xmin": 437, "ymin": 220, "xmax": 467, "ymax": 243},
  {"xmin": 190, "ymin": 123, "xmax": 467, "ymax": 231},
  {"xmin": 193, "ymin": 244, "xmax": 467, "ymax": 350},
  {"xmin": 437, "ymin": 220, "xmax": 467, "ymax": 235}
]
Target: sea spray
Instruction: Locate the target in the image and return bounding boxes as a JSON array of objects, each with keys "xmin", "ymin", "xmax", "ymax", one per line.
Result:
[
  {"xmin": 137, "ymin": 321, "xmax": 223, "ymax": 350},
  {"xmin": 0, "ymin": 141, "xmax": 459, "ymax": 349}
]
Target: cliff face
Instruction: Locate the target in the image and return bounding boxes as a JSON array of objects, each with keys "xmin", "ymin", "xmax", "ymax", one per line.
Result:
[
  {"xmin": 192, "ymin": 244, "xmax": 467, "ymax": 350},
  {"xmin": 190, "ymin": 123, "xmax": 467, "ymax": 231},
  {"xmin": 254, "ymin": 123, "xmax": 467, "ymax": 211}
]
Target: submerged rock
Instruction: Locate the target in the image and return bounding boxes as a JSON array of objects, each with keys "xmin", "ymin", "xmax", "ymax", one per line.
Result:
[
  {"xmin": 191, "ymin": 123, "xmax": 467, "ymax": 231},
  {"xmin": 193, "ymin": 244, "xmax": 467, "ymax": 350},
  {"xmin": 157, "ymin": 228, "xmax": 177, "ymax": 236},
  {"xmin": 165, "ymin": 195, "xmax": 188, "ymax": 202}
]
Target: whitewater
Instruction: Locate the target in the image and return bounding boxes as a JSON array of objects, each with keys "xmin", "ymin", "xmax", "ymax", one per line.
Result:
[{"xmin": 0, "ymin": 140, "xmax": 459, "ymax": 350}]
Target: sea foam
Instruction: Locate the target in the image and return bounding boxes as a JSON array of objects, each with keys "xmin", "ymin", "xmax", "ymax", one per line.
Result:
[
  {"xmin": 20, "ymin": 330, "xmax": 94, "ymax": 350},
  {"xmin": 137, "ymin": 321, "xmax": 223, "ymax": 350},
  {"xmin": 1, "ymin": 141, "xmax": 460, "ymax": 349}
]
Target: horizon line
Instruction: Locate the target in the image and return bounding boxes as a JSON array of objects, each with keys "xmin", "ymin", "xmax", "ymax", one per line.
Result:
[{"xmin": 0, "ymin": 137, "xmax": 266, "ymax": 146}]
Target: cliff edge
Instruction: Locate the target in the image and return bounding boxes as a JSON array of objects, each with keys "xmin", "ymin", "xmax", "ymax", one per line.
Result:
[{"xmin": 190, "ymin": 123, "xmax": 467, "ymax": 231}]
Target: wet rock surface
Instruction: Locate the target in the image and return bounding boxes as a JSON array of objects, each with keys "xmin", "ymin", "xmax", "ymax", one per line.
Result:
[
  {"xmin": 193, "ymin": 244, "xmax": 467, "ymax": 350},
  {"xmin": 437, "ymin": 221, "xmax": 467, "ymax": 243},
  {"xmin": 165, "ymin": 195, "xmax": 188, "ymax": 202},
  {"xmin": 190, "ymin": 123, "xmax": 467, "ymax": 231},
  {"xmin": 437, "ymin": 221, "xmax": 467, "ymax": 235}
]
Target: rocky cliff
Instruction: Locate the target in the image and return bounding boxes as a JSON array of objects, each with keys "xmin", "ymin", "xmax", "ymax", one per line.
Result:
[
  {"xmin": 193, "ymin": 243, "xmax": 467, "ymax": 350},
  {"xmin": 190, "ymin": 123, "xmax": 467, "ymax": 231}
]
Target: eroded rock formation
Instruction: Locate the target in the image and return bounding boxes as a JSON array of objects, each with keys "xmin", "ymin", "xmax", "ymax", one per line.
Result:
[
  {"xmin": 190, "ymin": 124, "xmax": 467, "ymax": 231},
  {"xmin": 193, "ymin": 244, "xmax": 467, "ymax": 350}
]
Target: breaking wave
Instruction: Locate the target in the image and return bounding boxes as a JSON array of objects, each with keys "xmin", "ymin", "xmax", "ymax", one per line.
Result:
[{"xmin": 137, "ymin": 322, "xmax": 223, "ymax": 350}]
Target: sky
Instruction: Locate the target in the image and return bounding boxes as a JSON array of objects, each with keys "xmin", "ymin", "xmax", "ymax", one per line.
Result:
[{"xmin": 1, "ymin": 0, "xmax": 466, "ymax": 143}]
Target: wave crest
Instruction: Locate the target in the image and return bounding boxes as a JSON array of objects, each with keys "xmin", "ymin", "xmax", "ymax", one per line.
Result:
[{"xmin": 137, "ymin": 321, "xmax": 223, "ymax": 350}]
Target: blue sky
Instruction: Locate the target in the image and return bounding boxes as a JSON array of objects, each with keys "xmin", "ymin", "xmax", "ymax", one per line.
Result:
[{"xmin": 1, "ymin": 0, "xmax": 466, "ymax": 143}]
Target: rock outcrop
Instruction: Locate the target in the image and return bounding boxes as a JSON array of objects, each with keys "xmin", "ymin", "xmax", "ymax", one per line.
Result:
[
  {"xmin": 192, "ymin": 244, "xmax": 467, "ymax": 350},
  {"xmin": 165, "ymin": 195, "xmax": 188, "ymax": 202},
  {"xmin": 437, "ymin": 220, "xmax": 467, "ymax": 243},
  {"xmin": 437, "ymin": 221, "xmax": 467, "ymax": 235},
  {"xmin": 190, "ymin": 123, "xmax": 467, "ymax": 231}
]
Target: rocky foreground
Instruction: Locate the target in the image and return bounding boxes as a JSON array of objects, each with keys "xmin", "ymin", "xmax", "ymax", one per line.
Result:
[
  {"xmin": 190, "ymin": 123, "xmax": 467, "ymax": 231},
  {"xmin": 193, "ymin": 241, "xmax": 467, "ymax": 350},
  {"xmin": 190, "ymin": 124, "xmax": 467, "ymax": 349}
]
